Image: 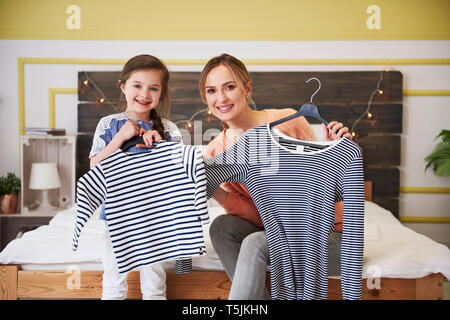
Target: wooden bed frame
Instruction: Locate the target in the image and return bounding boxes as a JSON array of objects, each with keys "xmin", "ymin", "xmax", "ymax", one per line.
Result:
[
  {"xmin": 0, "ymin": 182, "xmax": 445, "ymax": 300},
  {"xmin": 0, "ymin": 266, "xmax": 445, "ymax": 300}
]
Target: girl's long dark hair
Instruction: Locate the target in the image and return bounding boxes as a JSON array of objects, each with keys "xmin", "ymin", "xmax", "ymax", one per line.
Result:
[{"xmin": 118, "ymin": 54, "xmax": 170, "ymax": 139}]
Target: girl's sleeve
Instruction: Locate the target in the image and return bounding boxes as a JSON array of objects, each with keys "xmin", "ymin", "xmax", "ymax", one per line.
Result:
[
  {"xmin": 72, "ymin": 165, "xmax": 107, "ymax": 250},
  {"xmin": 162, "ymin": 119, "xmax": 184, "ymax": 144},
  {"xmin": 89, "ymin": 116, "xmax": 113, "ymax": 159},
  {"xmin": 340, "ymin": 152, "xmax": 365, "ymax": 300}
]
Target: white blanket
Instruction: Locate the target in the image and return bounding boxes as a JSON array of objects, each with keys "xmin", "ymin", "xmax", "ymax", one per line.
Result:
[
  {"xmin": 362, "ymin": 201, "xmax": 450, "ymax": 279},
  {"xmin": 1, "ymin": 201, "xmax": 449, "ymax": 280}
]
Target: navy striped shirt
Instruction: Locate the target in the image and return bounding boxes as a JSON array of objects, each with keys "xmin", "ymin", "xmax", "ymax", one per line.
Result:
[
  {"xmin": 73, "ymin": 142, "xmax": 209, "ymax": 274},
  {"xmin": 205, "ymin": 124, "xmax": 364, "ymax": 300}
]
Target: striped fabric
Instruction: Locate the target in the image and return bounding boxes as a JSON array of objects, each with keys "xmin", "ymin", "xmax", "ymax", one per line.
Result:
[
  {"xmin": 205, "ymin": 124, "xmax": 364, "ymax": 300},
  {"xmin": 73, "ymin": 141, "xmax": 209, "ymax": 274},
  {"xmin": 174, "ymin": 258, "xmax": 193, "ymax": 274}
]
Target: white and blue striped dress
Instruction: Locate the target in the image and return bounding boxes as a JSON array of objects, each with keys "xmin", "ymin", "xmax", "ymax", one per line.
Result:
[
  {"xmin": 205, "ymin": 124, "xmax": 364, "ymax": 300},
  {"xmin": 73, "ymin": 141, "xmax": 209, "ymax": 274}
]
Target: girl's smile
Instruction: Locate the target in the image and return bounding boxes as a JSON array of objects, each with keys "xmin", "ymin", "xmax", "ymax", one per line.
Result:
[
  {"xmin": 120, "ymin": 69, "xmax": 162, "ymax": 121},
  {"xmin": 136, "ymin": 99, "xmax": 151, "ymax": 106}
]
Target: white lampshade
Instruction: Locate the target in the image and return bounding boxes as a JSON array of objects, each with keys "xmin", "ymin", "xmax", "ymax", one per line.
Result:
[{"xmin": 29, "ymin": 162, "xmax": 61, "ymax": 190}]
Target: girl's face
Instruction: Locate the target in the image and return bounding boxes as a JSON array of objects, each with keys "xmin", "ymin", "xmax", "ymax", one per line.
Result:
[
  {"xmin": 204, "ymin": 65, "xmax": 251, "ymax": 124},
  {"xmin": 120, "ymin": 69, "xmax": 163, "ymax": 118}
]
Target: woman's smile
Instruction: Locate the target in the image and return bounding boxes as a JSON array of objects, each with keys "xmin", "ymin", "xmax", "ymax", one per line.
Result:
[
  {"xmin": 204, "ymin": 65, "xmax": 252, "ymax": 125},
  {"xmin": 217, "ymin": 104, "xmax": 234, "ymax": 113}
]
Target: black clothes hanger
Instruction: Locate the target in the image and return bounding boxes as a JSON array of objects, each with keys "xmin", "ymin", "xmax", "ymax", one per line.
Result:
[
  {"xmin": 119, "ymin": 111, "xmax": 149, "ymax": 152},
  {"xmin": 269, "ymin": 78, "xmax": 330, "ymax": 150},
  {"xmin": 120, "ymin": 135, "xmax": 146, "ymax": 152},
  {"xmin": 269, "ymin": 77, "xmax": 328, "ymax": 128}
]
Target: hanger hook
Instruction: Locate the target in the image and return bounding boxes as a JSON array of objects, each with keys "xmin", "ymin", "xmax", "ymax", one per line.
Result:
[{"xmin": 306, "ymin": 77, "xmax": 321, "ymax": 104}]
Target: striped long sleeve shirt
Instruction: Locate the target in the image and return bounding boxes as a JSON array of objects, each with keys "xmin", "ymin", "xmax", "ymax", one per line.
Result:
[
  {"xmin": 205, "ymin": 124, "xmax": 364, "ymax": 300},
  {"xmin": 73, "ymin": 141, "xmax": 209, "ymax": 274}
]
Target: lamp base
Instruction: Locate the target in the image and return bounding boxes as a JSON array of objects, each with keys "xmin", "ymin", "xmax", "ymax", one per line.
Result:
[
  {"xmin": 33, "ymin": 203, "xmax": 60, "ymax": 212},
  {"xmin": 35, "ymin": 189, "xmax": 59, "ymax": 212}
]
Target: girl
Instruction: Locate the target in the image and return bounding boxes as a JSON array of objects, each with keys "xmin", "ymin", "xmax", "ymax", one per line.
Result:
[
  {"xmin": 89, "ymin": 54, "xmax": 182, "ymax": 300},
  {"xmin": 200, "ymin": 53, "xmax": 352, "ymax": 299}
]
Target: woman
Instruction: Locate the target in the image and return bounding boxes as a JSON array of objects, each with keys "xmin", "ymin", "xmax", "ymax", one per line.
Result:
[{"xmin": 200, "ymin": 54, "xmax": 351, "ymax": 299}]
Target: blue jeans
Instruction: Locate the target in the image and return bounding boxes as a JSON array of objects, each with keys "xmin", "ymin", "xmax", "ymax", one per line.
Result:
[{"xmin": 209, "ymin": 214, "xmax": 342, "ymax": 300}]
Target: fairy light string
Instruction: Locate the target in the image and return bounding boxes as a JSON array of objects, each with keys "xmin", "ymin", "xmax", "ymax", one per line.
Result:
[
  {"xmin": 350, "ymin": 70, "xmax": 385, "ymax": 138},
  {"xmin": 175, "ymin": 97, "xmax": 258, "ymax": 132},
  {"xmin": 79, "ymin": 70, "xmax": 387, "ymax": 139},
  {"xmin": 79, "ymin": 71, "xmax": 120, "ymax": 112}
]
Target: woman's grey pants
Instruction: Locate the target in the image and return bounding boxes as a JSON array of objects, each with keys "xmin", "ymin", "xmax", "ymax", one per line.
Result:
[{"xmin": 209, "ymin": 214, "xmax": 342, "ymax": 300}]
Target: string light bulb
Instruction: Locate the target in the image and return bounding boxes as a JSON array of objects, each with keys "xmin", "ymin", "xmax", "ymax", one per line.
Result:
[
  {"xmin": 351, "ymin": 70, "xmax": 384, "ymax": 138},
  {"xmin": 185, "ymin": 122, "xmax": 193, "ymax": 129},
  {"xmin": 83, "ymin": 80, "xmax": 89, "ymax": 85}
]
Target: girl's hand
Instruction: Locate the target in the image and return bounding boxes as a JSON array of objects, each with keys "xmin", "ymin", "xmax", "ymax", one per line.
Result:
[
  {"xmin": 323, "ymin": 121, "xmax": 353, "ymax": 141},
  {"xmin": 136, "ymin": 129, "xmax": 162, "ymax": 148},
  {"xmin": 117, "ymin": 120, "xmax": 141, "ymax": 143}
]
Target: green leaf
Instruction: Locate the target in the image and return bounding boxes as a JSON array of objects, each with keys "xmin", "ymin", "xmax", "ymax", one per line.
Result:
[
  {"xmin": 424, "ymin": 130, "xmax": 450, "ymax": 177},
  {"xmin": 436, "ymin": 160, "xmax": 450, "ymax": 177},
  {"xmin": 0, "ymin": 172, "xmax": 21, "ymax": 195}
]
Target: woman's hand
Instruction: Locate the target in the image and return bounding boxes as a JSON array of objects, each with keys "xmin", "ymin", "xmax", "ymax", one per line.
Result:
[
  {"xmin": 323, "ymin": 121, "xmax": 353, "ymax": 141},
  {"xmin": 135, "ymin": 129, "xmax": 162, "ymax": 148},
  {"xmin": 212, "ymin": 187, "xmax": 229, "ymax": 205}
]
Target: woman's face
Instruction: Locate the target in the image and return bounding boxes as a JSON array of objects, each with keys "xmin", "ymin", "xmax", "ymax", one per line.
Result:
[
  {"xmin": 120, "ymin": 69, "xmax": 162, "ymax": 118},
  {"xmin": 204, "ymin": 65, "xmax": 250, "ymax": 124}
]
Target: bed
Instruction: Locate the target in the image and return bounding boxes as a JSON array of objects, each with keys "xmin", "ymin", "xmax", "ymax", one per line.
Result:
[
  {"xmin": 1, "ymin": 70, "xmax": 449, "ymax": 300},
  {"xmin": 0, "ymin": 181, "xmax": 449, "ymax": 300}
]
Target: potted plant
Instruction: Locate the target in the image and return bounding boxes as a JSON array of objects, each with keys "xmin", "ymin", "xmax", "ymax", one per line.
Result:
[
  {"xmin": 0, "ymin": 172, "xmax": 21, "ymax": 213},
  {"xmin": 424, "ymin": 129, "xmax": 450, "ymax": 177}
]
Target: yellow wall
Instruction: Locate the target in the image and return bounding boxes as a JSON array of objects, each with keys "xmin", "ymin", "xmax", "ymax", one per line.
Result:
[{"xmin": 1, "ymin": 0, "xmax": 449, "ymax": 40}]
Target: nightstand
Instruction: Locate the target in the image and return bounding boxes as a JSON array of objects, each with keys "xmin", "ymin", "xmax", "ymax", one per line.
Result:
[
  {"xmin": 0, "ymin": 135, "xmax": 77, "ymax": 251},
  {"xmin": 0, "ymin": 214, "xmax": 53, "ymax": 251},
  {"xmin": 20, "ymin": 135, "xmax": 76, "ymax": 214}
]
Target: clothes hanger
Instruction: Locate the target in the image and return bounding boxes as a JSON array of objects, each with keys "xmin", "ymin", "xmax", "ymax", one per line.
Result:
[
  {"xmin": 269, "ymin": 77, "xmax": 329, "ymax": 149},
  {"xmin": 269, "ymin": 77, "xmax": 328, "ymax": 128},
  {"xmin": 120, "ymin": 111, "xmax": 146, "ymax": 152},
  {"xmin": 120, "ymin": 135, "xmax": 146, "ymax": 152}
]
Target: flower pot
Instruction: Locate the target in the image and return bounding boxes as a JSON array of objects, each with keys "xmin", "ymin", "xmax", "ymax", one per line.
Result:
[{"xmin": 1, "ymin": 194, "xmax": 19, "ymax": 214}]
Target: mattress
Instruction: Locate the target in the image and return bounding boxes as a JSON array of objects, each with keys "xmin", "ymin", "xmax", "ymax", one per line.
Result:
[
  {"xmin": 1, "ymin": 200, "xmax": 449, "ymax": 280},
  {"xmin": 3, "ymin": 201, "xmax": 225, "ymax": 272}
]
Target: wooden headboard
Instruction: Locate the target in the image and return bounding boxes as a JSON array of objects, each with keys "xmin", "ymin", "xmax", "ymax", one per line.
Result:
[
  {"xmin": 364, "ymin": 181, "xmax": 373, "ymax": 202},
  {"xmin": 77, "ymin": 71, "xmax": 402, "ymax": 217}
]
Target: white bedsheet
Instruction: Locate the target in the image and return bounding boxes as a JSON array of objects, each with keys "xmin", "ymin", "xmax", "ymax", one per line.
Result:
[
  {"xmin": 0, "ymin": 201, "xmax": 225, "ymax": 272},
  {"xmin": 1, "ymin": 201, "xmax": 449, "ymax": 280}
]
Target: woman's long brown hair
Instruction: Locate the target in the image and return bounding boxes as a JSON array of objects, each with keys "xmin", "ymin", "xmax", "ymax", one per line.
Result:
[{"xmin": 198, "ymin": 53, "xmax": 252, "ymax": 129}]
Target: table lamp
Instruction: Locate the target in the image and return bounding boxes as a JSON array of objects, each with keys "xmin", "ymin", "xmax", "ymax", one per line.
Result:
[{"xmin": 29, "ymin": 162, "xmax": 61, "ymax": 211}]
